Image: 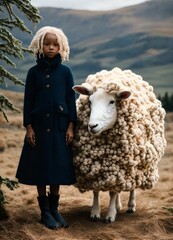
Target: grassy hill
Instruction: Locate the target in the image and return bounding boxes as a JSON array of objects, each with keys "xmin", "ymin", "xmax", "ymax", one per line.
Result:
[{"xmin": 2, "ymin": 0, "xmax": 173, "ymax": 95}]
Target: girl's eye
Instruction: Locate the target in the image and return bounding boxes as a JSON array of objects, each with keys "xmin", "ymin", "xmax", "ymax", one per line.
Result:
[{"xmin": 109, "ymin": 100, "xmax": 115, "ymax": 104}]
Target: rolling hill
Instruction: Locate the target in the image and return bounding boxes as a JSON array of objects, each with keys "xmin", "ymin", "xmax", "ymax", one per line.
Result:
[{"xmin": 2, "ymin": 0, "xmax": 173, "ymax": 95}]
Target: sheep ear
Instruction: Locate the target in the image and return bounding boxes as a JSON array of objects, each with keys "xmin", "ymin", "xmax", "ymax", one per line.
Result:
[
  {"xmin": 117, "ymin": 90, "xmax": 131, "ymax": 99},
  {"xmin": 72, "ymin": 84, "xmax": 93, "ymax": 96}
]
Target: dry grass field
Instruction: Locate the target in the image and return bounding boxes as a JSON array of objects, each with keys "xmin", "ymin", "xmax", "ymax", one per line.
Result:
[{"xmin": 0, "ymin": 90, "xmax": 173, "ymax": 240}]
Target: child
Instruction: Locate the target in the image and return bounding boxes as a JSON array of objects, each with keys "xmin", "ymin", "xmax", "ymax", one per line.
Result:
[{"xmin": 16, "ymin": 26, "xmax": 77, "ymax": 229}]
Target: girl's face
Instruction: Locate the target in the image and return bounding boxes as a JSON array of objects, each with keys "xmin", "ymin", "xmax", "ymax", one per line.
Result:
[{"xmin": 43, "ymin": 33, "xmax": 59, "ymax": 59}]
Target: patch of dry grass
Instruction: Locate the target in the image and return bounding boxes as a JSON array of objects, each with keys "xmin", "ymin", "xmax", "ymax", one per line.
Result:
[{"xmin": 0, "ymin": 91, "xmax": 173, "ymax": 240}]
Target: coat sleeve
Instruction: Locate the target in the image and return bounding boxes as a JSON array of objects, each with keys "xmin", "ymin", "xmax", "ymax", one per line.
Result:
[
  {"xmin": 23, "ymin": 68, "xmax": 35, "ymax": 127},
  {"xmin": 66, "ymin": 67, "xmax": 77, "ymax": 125}
]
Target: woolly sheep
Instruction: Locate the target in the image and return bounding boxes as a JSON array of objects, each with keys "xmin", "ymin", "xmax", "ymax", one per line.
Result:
[{"xmin": 72, "ymin": 67, "xmax": 167, "ymax": 223}]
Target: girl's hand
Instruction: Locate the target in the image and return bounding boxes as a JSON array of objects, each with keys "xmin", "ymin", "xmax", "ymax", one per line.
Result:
[
  {"xmin": 26, "ymin": 124, "xmax": 36, "ymax": 147},
  {"xmin": 66, "ymin": 122, "xmax": 74, "ymax": 145}
]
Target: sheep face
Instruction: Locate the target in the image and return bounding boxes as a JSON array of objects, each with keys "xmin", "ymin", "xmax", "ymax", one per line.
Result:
[
  {"xmin": 73, "ymin": 84, "xmax": 131, "ymax": 135},
  {"xmin": 88, "ymin": 88, "xmax": 117, "ymax": 135}
]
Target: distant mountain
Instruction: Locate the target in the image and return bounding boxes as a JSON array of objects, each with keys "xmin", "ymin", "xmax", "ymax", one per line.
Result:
[{"xmin": 3, "ymin": 0, "xmax": 173, "ymax": 95}]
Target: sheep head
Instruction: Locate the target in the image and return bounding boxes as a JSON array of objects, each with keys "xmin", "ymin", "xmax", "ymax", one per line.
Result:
[{"xmin": 73, "ymin": 84, "xmax": 131, "ymax": 135}]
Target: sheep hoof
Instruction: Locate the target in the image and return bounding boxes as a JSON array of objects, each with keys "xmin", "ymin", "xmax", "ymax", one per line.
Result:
[
  {"xmin": 126, "ymin": 208, "xmax": 135, "ymax": 213},
  {"xmin": 105, "ymin": 216, "xmax": 115, "ymax": 223},
  {"xmin": 116, "ymin": 207, "xmax": 121, "ymax": 213},
  {"xmin": 90, "ymin": 215, "xmax": 100, "ymax": 222}
]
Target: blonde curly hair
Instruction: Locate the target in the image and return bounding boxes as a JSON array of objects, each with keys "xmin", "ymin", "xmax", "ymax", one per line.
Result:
[{"xmin": 29, "ymin": 26, "xmax": 70, "ymax": 61}]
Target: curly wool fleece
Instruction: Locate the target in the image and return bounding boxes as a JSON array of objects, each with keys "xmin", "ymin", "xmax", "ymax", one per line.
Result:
[{"xmin": 72, "ymin": 67, "xmax": 167, "ymax": 193}]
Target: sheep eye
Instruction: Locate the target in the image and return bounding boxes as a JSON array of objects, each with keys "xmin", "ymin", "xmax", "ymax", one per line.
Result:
[{"xmin": 109, "ymin": 100, "xmax": 115, "ymax": 104}]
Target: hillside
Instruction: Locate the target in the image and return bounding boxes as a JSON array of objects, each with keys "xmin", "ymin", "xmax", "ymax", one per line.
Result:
[{"xmin": 2, "ymin": 0, "xmax": 173, "ymax": 95}]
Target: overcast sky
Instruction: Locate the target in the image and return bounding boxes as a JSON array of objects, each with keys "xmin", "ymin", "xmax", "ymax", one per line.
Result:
[{"xmin": 30, "ymin": 0, "xmax": 149, "ymax": 11}]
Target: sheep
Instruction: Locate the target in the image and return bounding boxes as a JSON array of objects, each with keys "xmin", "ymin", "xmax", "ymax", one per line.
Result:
[{"xmin": 72, "ymin": 67, "xmax": 167, "ymax": 223}]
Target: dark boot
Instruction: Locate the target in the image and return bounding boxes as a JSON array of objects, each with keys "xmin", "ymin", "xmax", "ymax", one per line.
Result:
[
  {"xmin": 48, "ymin": 193, "xmax": 69, "ymax": 228},
  {"xmin": 37, "ymin": 195, "xmax": 60, "ymax": 229}
]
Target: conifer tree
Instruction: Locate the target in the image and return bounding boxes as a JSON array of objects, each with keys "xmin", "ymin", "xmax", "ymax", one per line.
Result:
[
  {"xmin": 0, "ymin": 0, "xmax": 41, "ymax": 121},
  {"xmin": 162, "ymin": 92, "xmax": 170, "ymax": 111},
  {"xmin": 0, "ymin": 0, "xmax": 41, "ymax": 217},
  {"xmin": 170, "ymin": 94, "xmax": 173, "ymax": 112}
]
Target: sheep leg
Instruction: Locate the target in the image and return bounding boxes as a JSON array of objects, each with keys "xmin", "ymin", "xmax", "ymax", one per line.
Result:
[
  {"xmin": 105, "ymin": 191, "xmax": 118, "ymax": 223},
  {"xmin": 126, "ymin": 189, "xmax": 136, "ymax": 213},
  {"xmin": 90, "ymin": 191, "xmax": 100, "ymax": 221},
  {"xmin": 116, "ymin": 192, "xmax": 122, "ymax": 212}
]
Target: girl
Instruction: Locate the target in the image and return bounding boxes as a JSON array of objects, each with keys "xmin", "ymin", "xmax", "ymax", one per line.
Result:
[{"xmin": 16, "ymin": 26, "xmax": 77, "ymax": 229}]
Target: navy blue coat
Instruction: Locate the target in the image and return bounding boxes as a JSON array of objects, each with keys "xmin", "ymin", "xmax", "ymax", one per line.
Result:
[{"xmin": 16, "ymin": 54, "xmax": 77, "ymax": 185}]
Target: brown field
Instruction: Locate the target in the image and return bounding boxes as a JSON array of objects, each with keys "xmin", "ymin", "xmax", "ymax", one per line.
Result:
[{"xmin": 0, "ymin": 90, "xmax": 173, "ymax": 240}]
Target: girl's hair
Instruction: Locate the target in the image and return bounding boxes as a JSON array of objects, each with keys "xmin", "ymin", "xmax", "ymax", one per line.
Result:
[{"xmin": 29, "ymin": 26, "xmax": 70, "ymax": 61}]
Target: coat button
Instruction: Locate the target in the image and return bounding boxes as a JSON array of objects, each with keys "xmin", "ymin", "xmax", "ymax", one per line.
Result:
[
  {"xmin": 46, "ymin": 128, "xmax": 51, "ymax": 133},
  {"xmin": 46, "ymin": 84, "xmax": 50, "ymax": 88},
  {"xmin": 46, "ymin": 74, "xmax": 50, "ymax": 78},
  {"xmin": 46, "ymin": 113, "xmax": 50, "ymax": 117}
]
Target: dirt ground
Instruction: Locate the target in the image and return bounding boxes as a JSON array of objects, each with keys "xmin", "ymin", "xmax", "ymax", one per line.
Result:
[{"xmin": 0, "ymin": 91, "xmax": 173, "ymax": 240}]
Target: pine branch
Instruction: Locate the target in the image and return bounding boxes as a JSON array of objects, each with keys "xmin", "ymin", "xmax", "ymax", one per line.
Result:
[
  {"xmin": 2, "ymin": 0, "xmax": 42, "ymax": 25},
  {"xmin": 0, "ymin": 176, "xmax": 19, "ymax": 205},
  {"xmin": 0, "ymin": 93, "xmax": 20, "ymax": 122},
  {"xmin": 11, "ymin": 0, "xmax": 42, "ymax": 24},
  {"xmin": 0, "ymin": 52, "xmax": 16, "ymax": 67},
  {"xmin": 0, "ymin": 74, "xmax": 7, "ymax": 87},
  {"xmin": 0, "ymin": 28, "xmax": 23, "ymax": 58},
  {"xmin": 0, "ymin": 66, "xmax": 24, "ymax": 86}
]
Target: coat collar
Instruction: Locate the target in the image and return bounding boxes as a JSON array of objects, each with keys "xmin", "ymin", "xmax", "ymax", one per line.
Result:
[{"xmin": 36, "ymin": 53, "xmax": 62, "ymax": 69}]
